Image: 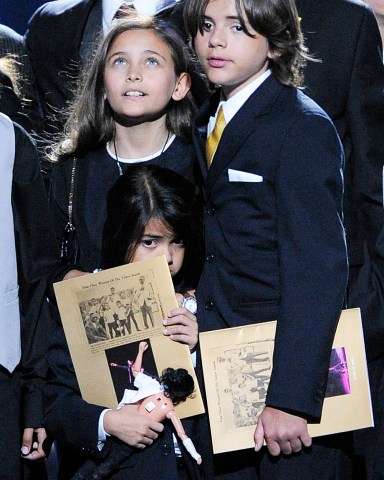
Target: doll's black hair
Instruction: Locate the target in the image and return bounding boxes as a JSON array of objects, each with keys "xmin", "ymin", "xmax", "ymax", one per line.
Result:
[{"xmin": 160, "ymin": 367, "xmax": 195, "ymax": 405}]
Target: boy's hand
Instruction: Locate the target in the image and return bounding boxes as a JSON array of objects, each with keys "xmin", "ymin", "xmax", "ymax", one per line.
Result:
[
  {"xmin": 21, "ymin": 427, "xmax": 48, "ymax": 460},
  {"xmin": 254, "ymin": 406, "xmax": 312, "ymax": 456}
]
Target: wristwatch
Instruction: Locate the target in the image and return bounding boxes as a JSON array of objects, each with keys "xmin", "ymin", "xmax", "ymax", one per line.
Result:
[{"xmin": 182, "ymin": 295, "xmax": 198, "ymax": 314}]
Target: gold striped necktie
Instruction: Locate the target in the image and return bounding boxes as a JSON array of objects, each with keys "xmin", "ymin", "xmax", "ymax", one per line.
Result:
[{"xmin": 206, "ymin": 106, "xmax": 226, "ymax": 167}]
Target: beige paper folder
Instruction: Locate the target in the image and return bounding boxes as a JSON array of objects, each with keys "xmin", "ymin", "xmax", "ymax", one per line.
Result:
[{"xmin": 200, "ymin": 308, "xmax": 372, "ymax": 453}]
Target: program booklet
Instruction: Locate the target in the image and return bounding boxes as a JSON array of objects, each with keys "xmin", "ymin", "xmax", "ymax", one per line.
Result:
[
  {"xmin": 54, "ymin": 255, "xmax": 204, "ymax": 419},
  {"xmin": 199, "ymin": 308, "xmax": 373, "ymax": 453}
]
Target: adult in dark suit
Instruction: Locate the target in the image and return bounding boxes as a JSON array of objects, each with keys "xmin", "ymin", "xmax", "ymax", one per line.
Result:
[
  {"xmin": 0, "ymin": 24, "xmax": 42, "ymax": 132},
  {"xmin": 0, "ymin": 67, "xmax": 34, "ymax": 132},
  {"xmin": 0, "ymin": 111, "xmax": 68, "ymax": 479},
  {"xmin": 362, "ymin": 0, "xmax": 384, "ymax": 49},
  {"xmin": 294, "ymin": 1, "xmax": 384, "ymax": 478}
]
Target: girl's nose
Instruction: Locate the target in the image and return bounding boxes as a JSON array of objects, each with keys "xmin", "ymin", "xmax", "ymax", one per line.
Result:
[
  {"xmin": 163, "ymin": 245, "xmax": 173, "ymax": 265},
  {"xmin": 126, "ymin": 68, "xmax": 142, "ymax": 81}
]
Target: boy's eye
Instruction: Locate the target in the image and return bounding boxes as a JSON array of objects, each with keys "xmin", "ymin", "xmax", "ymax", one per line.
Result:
[{"xmin": 202, "ymin": 21, "xmax": 213, "ymax": 32}]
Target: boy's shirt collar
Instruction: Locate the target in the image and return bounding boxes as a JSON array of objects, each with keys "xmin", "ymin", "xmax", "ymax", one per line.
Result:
[{"xmin": 207, "ymin": 70, "xmax": 271, "ymax": 136}]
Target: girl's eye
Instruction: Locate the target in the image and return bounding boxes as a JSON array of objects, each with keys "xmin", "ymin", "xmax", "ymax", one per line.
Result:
[
  {"xmin": 172, "ymin": 237, "xmax": 184, "ymax": 247},
  {"xmin": 142, "ymin": 238, "xmax": 157, "ymax": 247},
  {"xmin": 146, "ymin": 57, "xmax": 159, "ymax": 66},
  {"xmin": 114, "ymin": 57, "xmax": 126, "ymax": 65}
]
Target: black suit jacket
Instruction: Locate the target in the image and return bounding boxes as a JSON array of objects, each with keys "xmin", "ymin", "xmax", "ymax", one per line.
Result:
[
  {"xmin": 25, "ymin": 0, "xmax": 100, "ymax": 135},
  {"xmin": 296, "ymin": 0, "xmax": 384, "ymax": 363},
  {"xmin": 194, "ymin": 75, "xmax": 348, "ymax": 420},
  {"xmin": 0, "ymin": 24, "xmax": 43, "ymax": 132},
  {"xmin": 12, "ymin": 122, "xmax": 66, "ymax": 427}
]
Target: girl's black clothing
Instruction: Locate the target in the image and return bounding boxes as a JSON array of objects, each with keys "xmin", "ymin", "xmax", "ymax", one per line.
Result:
[
  {"xmin": 46, "ymin": 137, "xmax": 202, "ymax": 479},
  {"xmin": 51, "ymin": 137, "xmax": 196, "ymax": 272}
]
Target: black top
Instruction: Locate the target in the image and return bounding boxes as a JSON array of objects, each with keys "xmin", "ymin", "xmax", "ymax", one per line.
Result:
[{"xmin": 51, "ymin": 136, "xmax": 197, "ymax": 271}]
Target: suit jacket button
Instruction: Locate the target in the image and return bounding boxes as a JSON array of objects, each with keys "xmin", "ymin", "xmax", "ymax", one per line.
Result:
[
  {"xmin": 161, "ymin": 444, "xmax": 172, "ymax": 456},
  {"xmin": 207, "ymin": 207, "xmax": 215, "ymax": 216},
  {"xmin": 205, "ymin": 300, "xmax": 214, "ymax": 311},
  {"xmin": 206, "ymin": 253, "xmax": 214, "ymax": 263}
]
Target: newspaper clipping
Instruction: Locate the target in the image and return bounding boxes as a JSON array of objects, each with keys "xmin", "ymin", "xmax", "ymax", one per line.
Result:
[{"xmin": 54, "ymin": 255, "xmax": 204, "ymax": 419}]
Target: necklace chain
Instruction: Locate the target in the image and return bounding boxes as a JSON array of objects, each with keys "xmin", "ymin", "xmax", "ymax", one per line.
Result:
[{"xmin": 113, "ymin": 132, "xmax": 171, "ymax": 176}]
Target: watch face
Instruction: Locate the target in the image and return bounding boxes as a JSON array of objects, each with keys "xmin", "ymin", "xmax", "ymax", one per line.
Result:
[{"xmin": 183, "ymin": 296, "xmax": 197, "ymax": 314}]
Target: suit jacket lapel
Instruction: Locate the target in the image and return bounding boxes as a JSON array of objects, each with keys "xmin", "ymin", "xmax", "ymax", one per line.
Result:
[
  {"xmin": 194, "ymin": 90, "xmax": 221, "ymax": 182},
  {"xmin": 79, "ymin": 0, "xmax": 103, "ymax": 64},
  {"xmin": 204, "ymin": 75, "xmax": 284, "ymax": 195}
]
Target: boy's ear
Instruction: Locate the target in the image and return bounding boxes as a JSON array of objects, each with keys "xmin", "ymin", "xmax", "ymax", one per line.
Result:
[
  {"xmin": 172, "ymin": 72, "xmax": 191, "ymax": 102},
  {"xmin": 267, "ymin": 46, "xmax": 280, "ymax": 60}
]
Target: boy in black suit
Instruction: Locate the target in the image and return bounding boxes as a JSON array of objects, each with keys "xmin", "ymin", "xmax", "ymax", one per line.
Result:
[{"xmin": 184, "ymin": 0, "xmax": 350, "ymax": 478}]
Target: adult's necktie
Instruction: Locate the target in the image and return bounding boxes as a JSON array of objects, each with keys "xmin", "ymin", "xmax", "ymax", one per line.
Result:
[
  {"xmin": 0, "ymin": 114, "xmax": 21, "ymax": 373},
  {"xmin": 113, "ymin": 2, "xmax": 135, "ymax": 19},
  {"xmin": 206, "ymin": 106, "xmax": 226, "ymax": 167}
]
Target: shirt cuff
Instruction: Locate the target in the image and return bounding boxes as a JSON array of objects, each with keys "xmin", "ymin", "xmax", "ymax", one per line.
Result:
[
  {"xmin": 98, "ymin": 409, "xmax": 112, "ymax": 445},
  {"xmin": 191, "ymin": 350, "xmax": 197, "ymax": 368}
]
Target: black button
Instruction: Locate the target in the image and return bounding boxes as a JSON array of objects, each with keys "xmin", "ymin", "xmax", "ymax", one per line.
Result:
[
  {"xmin": 207, "ymin": 207, "xmax": 215, "ymax": 216},
  {"xmin": 205, "ymin": 300, "xmax": 214, "ymax": 311},
  {"xmin": 160, "ymin": 444, "xmax": 172, "ymax": 456},
  {"xmin": 206, "ymin": 253, "xmax": 214, "ymax": 263}
]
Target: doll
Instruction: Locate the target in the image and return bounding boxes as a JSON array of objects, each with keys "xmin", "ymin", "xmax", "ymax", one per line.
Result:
[{"xmin": 72, "ymin": 342, "xmax": 201, "ymax": 479}]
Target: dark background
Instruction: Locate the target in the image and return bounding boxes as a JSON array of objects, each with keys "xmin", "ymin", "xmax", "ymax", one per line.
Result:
[{"xmin": 0, "ymin": 0, "xmax": 47, "ymax": 35}]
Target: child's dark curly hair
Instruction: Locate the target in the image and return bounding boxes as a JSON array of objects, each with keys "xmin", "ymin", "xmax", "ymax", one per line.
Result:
[{"xmin": 160, "ymin": 367, "xmax": 195, "ymax": 405}]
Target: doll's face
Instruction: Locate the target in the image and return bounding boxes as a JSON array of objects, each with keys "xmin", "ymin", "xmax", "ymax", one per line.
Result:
[{"xmin": 131, "ymin": 218, "xmax": 185, "ymax": 277}]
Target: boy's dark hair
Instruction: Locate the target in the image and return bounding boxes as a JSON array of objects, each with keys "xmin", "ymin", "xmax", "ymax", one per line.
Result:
[
  {"xmin": 160, "ymin": 367, "xmax": 195, "ymax": 405},
  {"xmin": 101, "ymin": 163, "xmax": 204, "ymax": 293},
  {"xmin": 50, "ymin": 13, "xmax": 196, "ymax": 161},
  {"xmin": 183, "ymin": 0, "xmax": 309, "ymax": 88}
]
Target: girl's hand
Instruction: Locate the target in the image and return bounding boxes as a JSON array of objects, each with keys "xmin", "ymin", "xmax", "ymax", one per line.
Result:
[
  {"xmin": 162, "ymin": 297, "xmax": 198, "ymax": 351},
  {"xmin": 63, "ymin": 269, "xmax": 88, "ymax": 280},
  {"xmin": 104, "ymin": 405, "xmax": 163, "ymax": 449}
]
